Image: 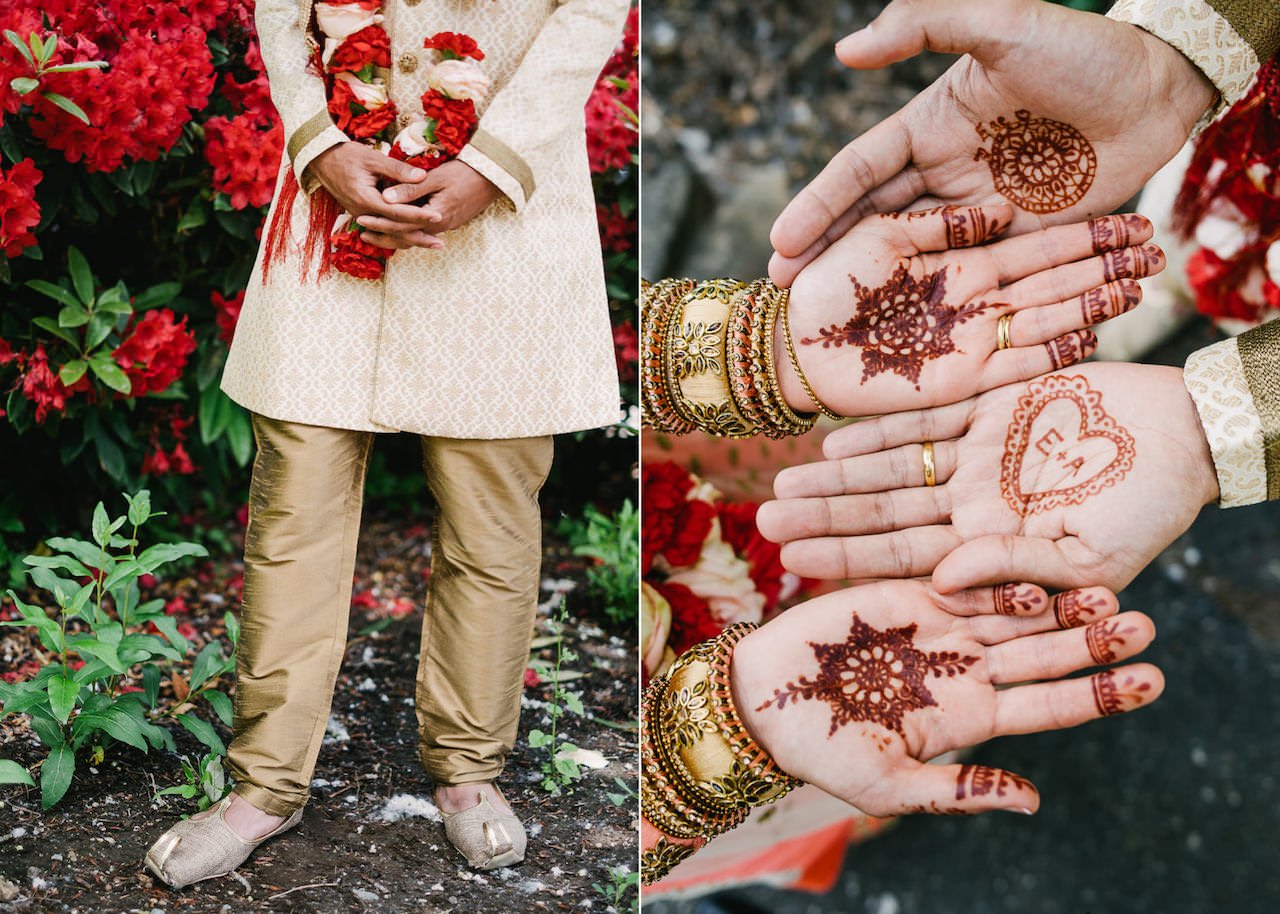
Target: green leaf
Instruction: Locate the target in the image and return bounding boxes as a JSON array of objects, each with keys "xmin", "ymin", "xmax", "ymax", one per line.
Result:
[
  {"xmin": 59, "ymin": 359, "xmax": 87, "ymax": 386},
  {"xmin": 33, "ymin": 33, "xmax": 53, "ymax": 67},
  {"xmin": 89, "ymin": 355, "xmax": 131, "ymax": 394},
  {"xmin": 42, "ymin": 61, "xmax": 108, "ymax": 75},
  {"xmin": 136, "ymin": 542, "xmax": 207, "ymax": 573},
  {"xmin": 4, "ymin": 31, "xmax": 35, "ymax": 68},
  {"xmin": 224, "ymin": 611, "xmax": 240, "ymax": 646},
  {"xmin": 176, "ymin": 198, "xmax": 208, "ymax": 234},
  {"xmin": 41, "ymin": 92, "xmax": 91, "ymax": 126},
  {"xmin": 132, "ymin": 281, "xmax": 181, "ymax": 310},
  {"xmin": 203, "ymin": 690, "xmax": 234, "ymax": 728},
  {"xmin": 40, "ymin": 744, "xmax": 75, "ymax": 808},
  {"xmin": 527, "ymin": 729, "xmax": 551, "ymax": 748},
  {"xmin": 84, "ymin": 312, "xmax": 114, "ymax": 350},
  {"xmin": 45, "ymin": 536, "xmax": 104, "ymax": 569},
  {"xmin": 156, "ymin": 783, "xmax": 200, "ymax": 799},
  {"xmin": 9, "ymin": 76, "xmax": 37, "ymax": 95},
  {"xmin": 224, "ymin": 407, "xmax": 253, "ymax": 466},
  {"xmin": 141, "ymin": 664, "xmax": 161, "ymax": 709},
  {"xmin": 198, "ymin": 383, "xmax": 233, "ymax": 443},
  {"xmin": 47, "ymin": 674, "xmax": 78, "ymax": 725},
  {"xmin": 69, "ymin": 637, "xmax": 125, "ymax": 674},
  {"xmin": 189, "ymin": 641, "xmax": 225, "ymax": 691},
  {"xmin": 150, "ymin": 615, "xmax": 189, "ymax": 653},
  {"xmin": 0, "ymin": 758, "xmax": 34, "ymax": 786},
  {"xmin": 100, "ymin": 557, "xmax": 141, "ymax": 592},
  {"xmin": 56, "ymin": 301, "xmax": 89, "ymax": 328},
  {"xmin": 24, "ymin": 553, "xmax": 90, "ymax": 577},
  {"xmin": 66, "ymin": 246, "xmax": 94, "ymax": 305},
  {"xmin": 176, "ymin": 713, "xmax": 226, "ymax": 755},
  {"xmin": 91, "ymin": 502, "xmax": 111, "ymax": 547},
  {"xmin": 31, "ymin": 315, "xmax": 79, "ymax": 347},
  {"xmin": 564, "ymin": 692, "xmax": 585, "ymax": 716},
  {"xmin": 25, "ymin": 279, "xmax": 80, "ymax": 308},
  {"xmin": 77, "ymin": 706, "xmax": 147, "ymax": 752},
  {"xmin": 126, "ymin": 489, "xmax": 152, "ymax": 527}
]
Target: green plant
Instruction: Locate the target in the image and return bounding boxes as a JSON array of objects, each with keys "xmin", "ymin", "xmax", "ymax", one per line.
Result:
[
  {"xmin": 527, "ymin": 597, "xmax": 587, "ymax": 794},
  {"xmin": 155, "ymin": 749, "xmax": 227, "ymax": 812},
  {"xmin": 0, "ymin": 490, "xmax": 234, "ymax": 809},
  {"xmin": 3, "ymin": 30, "xmax": 106, "ymax": 127},
  {"xmin": 593, "ymin": 866, "xmax": 638, "ymax": 913},
  {"xmin": 560, "ymin": 499, "xmax": 638, "ymax": 625}
]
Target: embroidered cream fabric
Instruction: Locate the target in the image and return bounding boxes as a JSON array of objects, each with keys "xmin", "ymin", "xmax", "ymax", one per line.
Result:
[
  {"xmin": 1108, "ymin": 0, "xmax": 1260, "ymax": 130},
  {"xmin": 223, "ymin": 0, "xmax": 629, "ymax": 439},
  {"xmin": 1183, "ymin": 338, "xmax": 1268, "ymax": 507}
]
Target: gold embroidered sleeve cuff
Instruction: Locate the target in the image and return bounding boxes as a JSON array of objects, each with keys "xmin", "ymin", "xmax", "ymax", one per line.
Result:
[
  {"xmin": 287, "ymin": 115, "xmax": 348, "ymax": 194},
  {"xmin": 1108, "ymin": 0, "xmax": 1261, "ymax": 131},
  {"xmin": 1183, "ymin": 335, "xmax": 1269, "ymax": 507},
  {"xmin": 457, "ymin": 129, "xmax": 536, "ymax": 212}
]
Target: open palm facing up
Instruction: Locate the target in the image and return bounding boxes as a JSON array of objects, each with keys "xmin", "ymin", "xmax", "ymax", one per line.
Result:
[
  {"xmin": 780, "ymin": 206, "xmax": 1164, "ymax": 418},
  {"xmin": 768, "ymin": 0, "xmax": 1217, "ymax": 287},
  {"xmin": 731, "ymin": 579, "xmax": 1163, "ymax": 816},
  {"xmin": 758, "ymin": 362, "xmax": 1219, "ymax": 593}
]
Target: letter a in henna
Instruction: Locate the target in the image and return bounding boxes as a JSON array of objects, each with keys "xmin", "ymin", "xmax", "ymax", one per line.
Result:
[
  {"xmin": 756, "ymin": 614, "xmax": 978, "ymax": 738},
  {"xmin": 800, "ymin": 265, "xmax": 997, "ymax": 388},
  {"xmin": 974, "ymin": 110, "xmax": 1097, "ymax": 214}
]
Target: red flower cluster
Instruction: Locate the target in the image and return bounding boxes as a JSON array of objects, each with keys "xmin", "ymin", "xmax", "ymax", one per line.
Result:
[
  {"xmin": 18, "ymin": 5, "xmax": 217, "ymax": 172},
  {"xmin": 613, "ymin": 319, "xmax": 637, "ymax": 384},
  {"xmin": 641, "ymin": 461, "xmax": 716, "ymax": 575},
  {"xmin": 585, "ymin": 8, "xmax": 638, "ymax": 176},
  {"xmin": 424, "ymin": 32, "xmax": 485, "ymax": 61},
  {"xmin": 20, "ymin": 344, "xmax": 82, "ymax": 423},
  {"xmin": 0, "ymin": 158, "xmax": 42, "ymax": 258},
  {"xmin": 654, "ymin": 580, "xmax": 723, "ymax": 657},
  {"xmin": 328, "ymin": 76, "xmax": 398, "ymax": 139},
  {"xmin": 113, "ymin": 308, "xmax": 197, "ymax": 397},
  {"xmin": 331, "ymin": 228, "xmax": 388, "ymax": 280},
  {"xmin": 717, "ymin": 501, "xmax": 788, "ymax": 611},
  {"xmin": 204, "ymin": 115, "xmax": 283, "ymax": 209},
  {"xmin": 421, "ymin": 92, "xmax": 478, "ymax": 157},
  {"xmin": 596, "ymin": 201, "xmax": 633, "ymax": 253},
  {"xmin": 211, "ymin": 289, "xmax": 245, "ymax": 345},
  {"xmin": 141, "ymin": 410, "xmax": 196, "ymax": 476},
  {"xmin": 330, "ymin": 25, "xmax": 392, "ymax": 74}
]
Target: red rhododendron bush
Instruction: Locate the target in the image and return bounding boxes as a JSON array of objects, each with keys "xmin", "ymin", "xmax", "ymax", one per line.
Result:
[{"xmin": 0, "ymin": 2, "xmax": 636, "ymax": 566}]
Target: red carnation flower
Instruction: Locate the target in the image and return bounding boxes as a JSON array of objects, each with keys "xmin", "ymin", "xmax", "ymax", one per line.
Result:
[
  {"xmin": 113, "ymin": 309, "xmax": 197, "ymax": 397},
  {"xmin": 328, "ymin": 25, "xmax": 391, "ymax": 74},
  {"xmin": 331, "ymin": 228, "xmax": 387, "ymax": 280},
  {"xmin": 423, "ymin": 32, "xmax": 484, "ymax": 61},
  {"xmin": 421, "ymin": 90, "xmax": 476, "ymax": 156},
  {"xmin": 348, "ymin": 100, "xmax": 397, "ymax": 140},
  {"xmin": 655, "ymin": 582, "xmax": 723, "ymax": 656},
  {"xmin": 641, "ymin": 461, "xmax": 717, "ymax": 574}
]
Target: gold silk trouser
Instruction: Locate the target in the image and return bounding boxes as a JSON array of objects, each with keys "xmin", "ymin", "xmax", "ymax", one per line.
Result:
[{"xmin": 225, "ymin": 414, "xmax": 554, "ymax": 817}]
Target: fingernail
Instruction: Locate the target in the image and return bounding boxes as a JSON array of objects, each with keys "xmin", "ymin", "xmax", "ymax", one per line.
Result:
[{"xmin": 408, "ymin": 169, "xmax": 426, "ymax": 181}]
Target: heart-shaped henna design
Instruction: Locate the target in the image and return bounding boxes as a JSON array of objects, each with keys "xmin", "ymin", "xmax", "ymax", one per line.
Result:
[{"xmin": 999, "ymin": 374, "xmax": 1136, "ymax": 516}]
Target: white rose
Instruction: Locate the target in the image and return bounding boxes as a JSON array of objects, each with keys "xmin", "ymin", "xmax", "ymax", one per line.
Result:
[
  {"xmin": 393, "ymin": 119, "xmax": 433, "ymax": 157},
  {"xmin": 427, "ymin": 59, "xmax": 491, "ymax": 102},
  {"xmin": 1267, "ymin": 240, "xmax": 1280, "ymax": 285},
  {"xmin": 1194, "ymin": 203, "xmax": 1249, "ymax": 261},
  {"xmin": 335, "ymin": 71, "xmax": 389, "ymax": 108},
  {"xmin": 665, "ymin": 532, "xmax": 765, "ymax": 627},
  {"xmin": 315, "ymin": 2, "xmax": 380, "ymax": 39}
]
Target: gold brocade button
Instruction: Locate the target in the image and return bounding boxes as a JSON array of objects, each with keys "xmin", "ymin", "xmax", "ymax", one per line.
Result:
[
  {"xmin": 403, "ymin": 0, "xmax": 422, "ymax": 6},
  {"xmin": 396, "ymin": 112, "xmax": 413, "ymax": 129},
  {"xmin": 397, "ymin": 52, "xmax": 418, "ymax": 74}
]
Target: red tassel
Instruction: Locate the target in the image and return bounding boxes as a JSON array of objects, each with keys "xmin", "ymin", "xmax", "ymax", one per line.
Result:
[{"xmin": 260, "ymin": 168, "xmax": 344, "ymax": 284}]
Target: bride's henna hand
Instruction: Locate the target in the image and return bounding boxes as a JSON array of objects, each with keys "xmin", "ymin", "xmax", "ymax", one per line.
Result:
[
  {"xmin": 730, "ymin": 579, "xmax": 1162, "ymax": 817},
  {"xmin": 768, "ymin": 0, "xmax": 1216, "ymax": 286},
  {"xmin": 758, "ymin": 363, "xmax": 1218, "ymax": 593},
  {"xmin": 779, "ymin": 207, "xmax": 1163, "ymax": 417}
]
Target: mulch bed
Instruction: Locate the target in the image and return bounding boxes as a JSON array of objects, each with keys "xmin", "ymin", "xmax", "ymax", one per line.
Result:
[{"xmin": 0, "ymin": 511, "xmax": 638, "ymax": 913}]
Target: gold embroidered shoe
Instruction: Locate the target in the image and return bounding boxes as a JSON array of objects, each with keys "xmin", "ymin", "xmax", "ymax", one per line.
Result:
[
  {"xmin": 143, "ymin": 794, "xmax": 303, "ymax": 889},
  {"xmin": 441, "ymin": 792, "xmax": 526, "ymax": 870}
]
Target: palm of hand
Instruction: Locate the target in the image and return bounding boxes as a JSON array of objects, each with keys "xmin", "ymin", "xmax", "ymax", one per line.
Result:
[{"xmin": 732, "ymin": 579, "xmax": 1160, "ymax": 816}]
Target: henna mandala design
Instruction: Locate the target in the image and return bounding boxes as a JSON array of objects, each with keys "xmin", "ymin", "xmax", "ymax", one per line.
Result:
[
  {"xmin": 1084, "ymin": 619, "xmax": 1130, "ymax": 665},
  {"xmin": 755, "ymin": 614, "xmax": 978, "ymax": 738},
  {"xmin": 954, "ymin": 764, "xmax": 1034, "ymax": 801},
  {"xmin": 993, "ymin": 583, "xmax": 1040, "ymax": 616},
  {"xmin": 1053, "ymin": 590, "xmax": 1109, "ymax": 629},
  {"xmin": 800, "ymin": 265, "xmax": 994, "ymax": 388},
  {"xmin": 1000, "ymin": 374, "xmax": 1135, "ymax": 516},
  {"xmin": 974, "ymin": 110, "xmax": 1097, "ymax": 214},
  {"xmin": 670, "ymin": 320, "xmax": 723, "ymax": 380},
  {"xmin": 1091, "ymin": 669, "xmax": 1152, "ymax": 717}
]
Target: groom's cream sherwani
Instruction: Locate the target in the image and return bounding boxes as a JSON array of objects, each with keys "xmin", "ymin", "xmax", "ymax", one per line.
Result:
[{"xmin": 222, "ymin": 0, "xmax": 628, "ymax": 439}]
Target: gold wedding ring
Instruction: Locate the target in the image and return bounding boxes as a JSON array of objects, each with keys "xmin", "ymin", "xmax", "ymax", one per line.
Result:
[
  {"xmin": 996, "ymin": 313, "xmax": 1014, "ymax": 351},
  {"xmin": 921, "ymin": 441, "xmax": 936, "ymax": 487}
]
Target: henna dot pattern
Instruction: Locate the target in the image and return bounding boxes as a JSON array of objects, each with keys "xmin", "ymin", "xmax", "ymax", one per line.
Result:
[
  {"xmin": 974, "ymin": 110, "xmax": 1097, "ymax": 214},
  {"xmin": 800, "ymin": 265, "xmax": 994, "ymax": 388},
  {"xmin": 756, "ymin": 614, "xmax": 978, "ymax": 738},
  {"xmin": 1000, "ymin": 374, "xmax": 1135, "ymax": 516}
]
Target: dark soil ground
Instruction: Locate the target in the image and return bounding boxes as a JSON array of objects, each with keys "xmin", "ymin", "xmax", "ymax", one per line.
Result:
[{"xmin": 0, "ymin": 512, "xmax": 638, "ymax": 914}]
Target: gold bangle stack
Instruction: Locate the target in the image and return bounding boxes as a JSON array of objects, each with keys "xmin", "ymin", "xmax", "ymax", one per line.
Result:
[
  {"xmin": 640, "ymin": 624, "xmax": 802, "ymax": 885},
  {"xmin": 640, "ymin": 276, "xmax": 818, "ymax": 439}
]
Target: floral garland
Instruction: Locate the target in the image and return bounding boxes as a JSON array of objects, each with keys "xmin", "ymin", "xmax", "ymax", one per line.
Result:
[
  {"xmin": 1174, "ymin": 54, "xmax": 1280, "ymax": 327},
  {"xmin": 641, "ymin": 461, "xmax": 796, "ymax": 684},
  {"xmin": 265, "ymin": 0, "xmax": 491, "ymax": 281}
]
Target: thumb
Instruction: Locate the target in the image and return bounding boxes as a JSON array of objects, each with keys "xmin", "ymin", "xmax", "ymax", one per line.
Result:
[
  {"xmin": 861, "ymin": 759, "xmax": 1040, "ymax": 817},
  {"xmin": 835, "ymin": 0, "xmax": 1024, "ymax": 69}
]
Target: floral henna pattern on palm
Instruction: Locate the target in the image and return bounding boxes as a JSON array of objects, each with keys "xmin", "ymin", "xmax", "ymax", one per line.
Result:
[
  {"xmin": 1000, "ymin": 374, "xmax": 1135, "ymax": 516},
  {"xmin": 1091, "ymin": 669, "xmax": 1153, "ymax": 716},
  {"xmin": 974, "ymin": 110, "xmax": 1097, "ymax": 214},
  {"xmin": 800, "ymin": 265, "xmax": 995, "ymax": 388},
  {"xmin": 993, "ymin": 583, "xmax": 1041, "ymax": 616},
  {"xmin": 954, "ymin": 764, "xmax": 1035, "ymax": 801},
  {"xmin": 1052, "ymin": 590, "xmax": 1110, "ymax": 629},
  {"xmin": 756, "ymin": 615, "xmax": 978, "ymax": 738}
]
